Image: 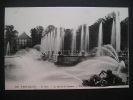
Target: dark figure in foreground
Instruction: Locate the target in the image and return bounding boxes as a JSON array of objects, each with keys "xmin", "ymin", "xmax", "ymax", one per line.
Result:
[
  {"xmin": 82, "ymin": 69, "xmax": 123, "ymax": 87},
  {"xmin": 99, "ymin": 69, "xmax": 122, "ymax": 86}
]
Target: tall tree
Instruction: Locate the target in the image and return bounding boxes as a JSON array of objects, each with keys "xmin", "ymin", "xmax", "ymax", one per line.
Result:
[
  {"xmin": 36, "ymin": 26, "xmax": 44, "ymax": 44},
  {"xmin": 64, "ymin": 29, "xmax": 72, "ymax": 51},
  {"xmin": 5, "ymin": 25, "xmax": 18, "ymax": 54},
  {"xmin": 45, "ymin": 25, "xmax": 55, "ymax": 33},
  {"xmin": 31, "ymin": 28, "xmax": 37, "ymax": 46},
  {"xmin": 5, "ymin": 25, "xmax": 18, "ymax": 43},
  {"xmin": 30, "ymin": 26, "xmax": 44, "ymax": 46}
]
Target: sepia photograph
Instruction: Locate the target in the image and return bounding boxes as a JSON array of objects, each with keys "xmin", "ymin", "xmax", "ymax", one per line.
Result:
[{"xmin": 4, "ymin": 7, "xmax": 129, "ymax": 90}]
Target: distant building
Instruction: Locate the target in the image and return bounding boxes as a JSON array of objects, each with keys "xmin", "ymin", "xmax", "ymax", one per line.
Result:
[{"xmin": 16, "ymin": 32, "xmax": 32, "ymax": 50}]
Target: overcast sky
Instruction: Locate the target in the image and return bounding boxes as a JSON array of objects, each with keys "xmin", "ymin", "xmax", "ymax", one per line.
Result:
[{"xmin": 5, "ymin": 7, "xmax": 128, "ymax": 36}]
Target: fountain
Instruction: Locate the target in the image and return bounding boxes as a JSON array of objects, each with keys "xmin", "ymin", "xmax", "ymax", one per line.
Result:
[
  {"xmin": 115, "ymin": 11, "xmax": 121, "ymax": 52},
  {"xmin": 48, "ymin": 32, "xmax": 52, "ymax": 60},
  {"xmin": 97, "ymin": 22, "xmax": 103, "ymax": 56},
  {"xmin": 85, "ymin": 25, "xmax": 90, "ymax": 54},
  {"xmin": 71, "ymin": 27, "xmax": 77, "ymax": 55},
  {"xmin": 80, "ymin": 25, "xmax": 84, "ymax": 53},
  {"xmin": 111, "ymin": 11, "xmax": 121, "ymax": 52},
  {"xmin": 111, "ymin": 19, "xmax": 116, "ymax": 50},
  {"xmin": 5, "ymin": 45, "xmax": 128, "ymax": 89},
  {"xmin": 51, "ymin": 31, "xmax": 53, "ymax": 53},
  {"xmin": 103, "ymin": 45, "xmax": 119, "ymax": 62},
  {"xmin": 52, "ymin": 29, "xmax": 56, "ymax": 55},
  {"xmin": 53, "ymin": 28, "xmax": 61, "ymax": 61},
  {"xmin": 52, "ymin": 28, "xmax": 58, "ymax": 61},
  {"xmin": 39, "ymin": 11, "xmax": 123, "ymax": 65},
  {"xmin": 61, "ymin": 27, "xmax": 65, "ymax": 55},
  {"xmin": 5, "ymin": 11, "xmax": 128, "ymax": 90},
  {"xmin": 6, "ymin": 42, "xmax": 10, "ymax": 56}
]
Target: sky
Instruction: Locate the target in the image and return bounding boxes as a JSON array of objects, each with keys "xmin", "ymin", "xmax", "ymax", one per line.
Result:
[{"xmin": 5, "ymin": 7, "xmax": 128, "ymax": 36}]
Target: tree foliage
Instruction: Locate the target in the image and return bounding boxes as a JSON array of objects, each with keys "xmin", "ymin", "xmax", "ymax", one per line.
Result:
[
  {"xmin": 4, "ymin": 25, "xmax": 18, "ymax": 54},
  {"xmin": 45, "ymin": 25, "xmax": 56, "ymax": 33},
  {"xmin": 64, "ymin": 29, "xmax": 72, "ymax": 50},
  {"xmin": 5, "ymin": 25, "xmax": 18, "ymax": 43},
  {"xmin": 30, "ymin": 26, "xmax": 44, "ymax": 46}
]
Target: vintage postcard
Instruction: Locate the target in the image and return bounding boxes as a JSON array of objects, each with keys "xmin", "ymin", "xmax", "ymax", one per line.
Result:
[{"xmin": 4, "ymin": 7, "xmax": 129, "ymax": 90}]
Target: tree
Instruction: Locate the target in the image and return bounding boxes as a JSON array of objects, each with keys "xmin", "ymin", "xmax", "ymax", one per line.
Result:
[
  {"xmin": 5, "ymin": 25, "xmax": 18, "ymax": 54},
  {"xmin": 36, "ymin": 26, "xmax": 44, "ymax": 44},
  {"xmin": 30, "ymin": 26, "xmax": 44, "ymax": 46},
  {"xmin": 31, "ymin": 28, "xmax": 37, "ymax": 46},
  {"xmin": 64, "ymin": 29, "xmax": 72, "ymax": 51},
  {"xmin": 5, "ymin": 25, "xmax": 18, "ymax": 43},
  {"xmin": 26, "ymin": 39, "xmax": 32, "ymax": 48},
  {"xmin": 45, "ymin": 25, "xmax": 55, "ymax": 33}
]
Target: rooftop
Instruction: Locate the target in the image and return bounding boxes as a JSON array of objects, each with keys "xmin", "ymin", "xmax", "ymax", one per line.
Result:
[{"xmin": 18, "ymin": 32, "xmax": 31, "ymax": 39}]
